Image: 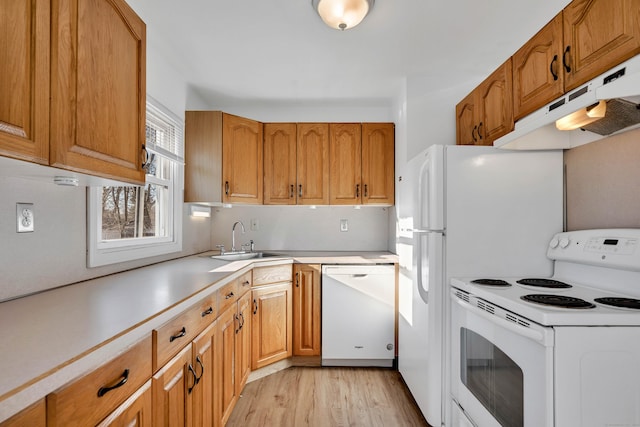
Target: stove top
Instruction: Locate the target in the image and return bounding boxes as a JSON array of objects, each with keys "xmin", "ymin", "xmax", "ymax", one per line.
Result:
[
  {"xmin": 451, "ymin": 276, "xmax": 640, "ymax": 326},
  {"xmin": 451, "ymin": 229, "xmax": 640, "ymax": 327}
]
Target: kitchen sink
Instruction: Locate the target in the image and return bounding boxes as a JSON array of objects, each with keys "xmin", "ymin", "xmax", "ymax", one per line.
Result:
[{"xmin": 210, "ymin": 251, "xmax": 283, "ymax": 261}]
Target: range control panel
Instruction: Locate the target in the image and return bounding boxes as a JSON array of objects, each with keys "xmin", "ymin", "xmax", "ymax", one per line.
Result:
[{"xmin": 547, "ymin": 229, "xmax": 640, "ymax": 272}]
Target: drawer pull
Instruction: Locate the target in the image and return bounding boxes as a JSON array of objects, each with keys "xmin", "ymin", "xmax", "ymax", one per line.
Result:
[
  {"xmin": 225, "ymin": 291, "xmax": 235, "ymax": 300},
  {"xmin": 242, "ymin": 280, "xmax": 250, "ymax": 287},
  {"xmin": 201, "ymin": 307, "xmax": 213, "ymax": 317},
  {"xmin": 169, "ymin": 326, "xmax": 187, "ymax": 342},
  {"xmin": 97, "ymin": 369, "xmax": 129, "ymax": 397}
]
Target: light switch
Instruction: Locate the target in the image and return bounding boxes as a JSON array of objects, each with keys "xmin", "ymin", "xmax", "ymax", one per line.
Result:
[{"xmin": 340, "ymin": 219, "xmax": 348, "ymax": 232}]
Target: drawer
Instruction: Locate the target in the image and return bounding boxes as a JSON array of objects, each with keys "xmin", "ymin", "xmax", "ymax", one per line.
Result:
[
  {"xmin": 217, "ymin": 279, "xmax": 239, "ymax": 314},
  {"xmin": 238, "ymin": 271, "xmax": 252, "ymax": 295},
  {"xmin": 253, "ymin": 264, "xmax": 292, "ymax": 286},
  {"xmin": 152, "ymin": 294, "xmax": 216, "ymax": 371},
  {"xmin": 46, "ymin": 336, "xmax": 152, "ymax": 427}
]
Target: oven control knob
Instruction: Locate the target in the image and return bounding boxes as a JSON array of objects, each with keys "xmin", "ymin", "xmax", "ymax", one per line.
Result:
[
  {"xmin": 559, "ymin": 237, "xmax": 570, "ymax": 248},
  {"xmin": 549, "ymin": 238, "xmax": 559, "ymax": 249}
]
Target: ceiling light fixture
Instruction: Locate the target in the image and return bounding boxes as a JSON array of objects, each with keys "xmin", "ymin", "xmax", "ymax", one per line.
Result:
[
  {"xmin": 312, "ymin": 0, "xmax": 374, "ymax": 31},
  {"xmin": 555, "ymin": 101, "xmax": 607, "ymax": 131}
]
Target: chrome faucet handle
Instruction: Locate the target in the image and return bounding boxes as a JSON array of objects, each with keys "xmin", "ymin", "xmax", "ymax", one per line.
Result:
[
  {"xmin": 215, "ymin": 244, "xmax": 225, "ymax": 254},
  {"xmin": 241, "ymin": 243, "xmax": 251, "ymax": 252},
  {"xmin": 250, "ymin": 240, "xmax": 255, "ymax": 252}
]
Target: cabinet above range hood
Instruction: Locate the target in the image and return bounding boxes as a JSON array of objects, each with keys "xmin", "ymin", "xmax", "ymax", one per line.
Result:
[{"xmin": 495, "ymin": 55, "xmax": 640, "ymax": 150}]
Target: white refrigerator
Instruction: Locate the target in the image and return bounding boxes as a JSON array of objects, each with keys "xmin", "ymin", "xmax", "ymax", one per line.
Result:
[{"xmin": 398, "ymin": 145, "xmax": 563, "ymax": 426}]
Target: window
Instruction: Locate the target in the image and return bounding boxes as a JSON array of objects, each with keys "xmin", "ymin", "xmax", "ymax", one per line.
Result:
[{"xmin": 87, "ymin": 96, "xmax": 184, "ymax": 267}]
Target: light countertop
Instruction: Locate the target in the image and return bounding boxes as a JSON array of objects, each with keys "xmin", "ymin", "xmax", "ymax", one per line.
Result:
[{"xmin": 0, "ymin": 250, "xmax": 396, "ymax": 422}]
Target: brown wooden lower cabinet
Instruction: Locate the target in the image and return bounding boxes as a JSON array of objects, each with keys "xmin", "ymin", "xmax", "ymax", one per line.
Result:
[
  {"xmin": 293, "ymin": 264, "xmax": 322, "ymax": 356},
  {"xmin": 192, "ymin": 320, "xmax": 220, "ymax": 427},
  {"xmin": 219, "ymin": 291, "xmax": 251, "ymax": 426},
  {"xmin": 96, "ymin": 380, "xmax": 152, "ymax": 427},
  {"xmin": 152, "ymin": 344, "xmax": 193, "ymax": 427},
  {"xmin": 251, "ymin": 282, "xmax": 293, "ymax": 369},
  {"xmin": 0, "ymin": 399, "xmax": 46, "ymax": 427}
]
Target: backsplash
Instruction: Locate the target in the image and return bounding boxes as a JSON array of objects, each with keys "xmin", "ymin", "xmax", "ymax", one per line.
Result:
[
  {"xmin": 209, "ymin": 205, "xmax": 390, "ymax": 252},
  {"xmin": 564, "ymin": 128, "xmax": 640, "ymax": 231}
]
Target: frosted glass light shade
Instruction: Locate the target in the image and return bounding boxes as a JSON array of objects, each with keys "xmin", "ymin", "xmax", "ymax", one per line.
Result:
[
  {"xmin": 555, "ymin": 101, "xmax": 607, "ymax": 131},
  {"xmin": 312, "ymin": 0, "xmax": 374, "ymax": 30}
]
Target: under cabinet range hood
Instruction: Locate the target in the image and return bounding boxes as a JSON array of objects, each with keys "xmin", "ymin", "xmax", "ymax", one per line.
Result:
[{"xmin": 495, "ymin": 54, "xmax": 640, "ymax": 150}]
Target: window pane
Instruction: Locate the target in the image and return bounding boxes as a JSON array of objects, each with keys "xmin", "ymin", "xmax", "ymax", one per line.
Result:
[
  {"xmin": 101, "ymin": 187, "xmax": 140, "ymax": 240},
  {"xmin": 142, "ymin": 183, "xmax": 169, "ymax": 238}
]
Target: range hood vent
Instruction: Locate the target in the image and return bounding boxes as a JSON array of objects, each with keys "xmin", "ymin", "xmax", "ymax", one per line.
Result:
[
  {"xmin": 495, "ymin": 54, "xmax": 640, "ymax": 150},
  {"xmin": 580, "ymin": 98, "xmax": 640, "ymax": 136}
]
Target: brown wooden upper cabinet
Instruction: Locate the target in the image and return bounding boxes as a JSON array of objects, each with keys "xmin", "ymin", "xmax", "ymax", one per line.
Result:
[
  {"xmin": 513, "ymin": 0, "xmax": 640, "ymax": 120},
  {"xmin": 264, "ymin": 123, "xmax": 298, "ymax": 204},
  {"xmin": 0, "ymin": 0, "xmax": 50, "ymax": 166},
  {"xmin": 50, "ymin": 0, "xmax": 147, "ymax": 184},
  {"xmin": 296, "ymin": 123, "xmax": 331, "ymax": 205},
  {"xmin": 0, "ymin": 0, "xmax": 146, "ymax": 185},
  {"xmin": 329, "ymin": 123, "xmax": 395, "ymax": 205},
  {"xmin": 263, "ymin": 122, "xmax": 330, "ymax": 205},
  {"xmin": 361, "ymin": 123, "xmax": 395, "ymax": 205},
  {"xmin": 185, "ymin": 111, "xmax": 263, "ymax": 205},
  {"xmin": 456, "ymin": 60, "xmax": 513, "ymax": 146},
  {"xmin": 329, "ymin": 123, "xmax": 362, "ymax": 204},
  {"xmin": 222, "ymin": 114, "xmax": 263, "ymax": 204}
]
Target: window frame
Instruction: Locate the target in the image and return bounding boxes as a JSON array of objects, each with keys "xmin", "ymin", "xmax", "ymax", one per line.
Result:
[{"xmin": 87, "ymin": 97, "xmax": 184, "ymax": 268}]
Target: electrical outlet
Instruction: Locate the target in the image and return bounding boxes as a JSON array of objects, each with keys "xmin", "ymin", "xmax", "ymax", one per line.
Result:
[
  {"xmin": 17, "ymin": 203, "xmax": 34, "ymax": 233},
  {"xmin": 340, "ymin": 219, "xmax": 348, "ymax": 232},
  {"xmin": 250, "ymin": 218, "xmax": 259, "ymax": 231}
]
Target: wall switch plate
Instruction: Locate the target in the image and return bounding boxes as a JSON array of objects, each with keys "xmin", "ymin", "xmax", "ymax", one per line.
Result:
[
  {"xmin": 340, "ymin": 219, "xmax": 348, "ymax": 232},
  {"xmin": 17, "ymin": 203, "xmax": 34, "ymax": 233}
]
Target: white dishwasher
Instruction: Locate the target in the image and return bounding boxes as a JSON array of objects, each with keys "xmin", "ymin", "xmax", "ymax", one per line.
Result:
[{"xmin": 321, "ymin": 264, "xmax": 395, "ymax": 367}]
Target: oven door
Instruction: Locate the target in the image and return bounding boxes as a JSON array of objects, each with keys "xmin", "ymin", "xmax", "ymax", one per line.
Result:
[{"xmin": 450, "ymin": 289, "xmax": 554, "ymax": 427}]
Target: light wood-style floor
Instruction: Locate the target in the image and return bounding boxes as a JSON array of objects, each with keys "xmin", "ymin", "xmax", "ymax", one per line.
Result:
[{"xmin": 227, "ymin": 367, "xmax": 429, "ymax": 427}]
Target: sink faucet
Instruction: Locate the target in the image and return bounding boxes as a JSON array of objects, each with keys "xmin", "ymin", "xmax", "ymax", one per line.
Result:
[{"xmin": 231, "ymin": 221, "xmax": 245, "ymax": 252}]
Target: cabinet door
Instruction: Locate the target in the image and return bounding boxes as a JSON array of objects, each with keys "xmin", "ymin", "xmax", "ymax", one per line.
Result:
[
  {"xmin": 152, "ymin": 345, "xmax": 193, "ymax": 427},
  {"xmin": 184, "ymin": 111, "xmax": 223, "ymax": 204},
  {"xmin": 218, "ymin": 304, "xmax": 237, "ymax": 426},
  {"xmin": 293, "ymin": 264, "xmax": 321, "ymax": 356},
  {"xmin": 50, "ymin": 0, "xmax": 146, "ymax": 184},
  {"xmin": 251, "ymin": 283, "xmax": 293, "ymax": 369},
  {"xmin": 96, "ymin": 380, "xmax": 152, "ymax": 427},
  {"xmin": 512, "ymin": 13, "xmax": 564, "ymax": 120},
  {"xmin": 455, "ymin": 92, "xmax": 477, "ymax": 145},
  {"xmin": 235, "ymin": 292, "xmax": 252, "ymax": 392},
  {"xmin": 478, "ymin": 60, "xmax": 513, "ymax": 145},
  {"xmin": 297, "ymin": 123, "xmax": 329, "ymax": 205},
  {"xmin": 222, "ymin": 113, "xmax": 263, "ymax": 204},
  {"xmin": 329, "ymin": 123, "xmax": 362, "ymax": 205},
  {"xmin": 361, "ymin": 123, "xmax": 395, "ymax": 205},
  {"xmin": 563, "ymin": 0, "xmax": 640, "ymax": 91},
  {"xmin": 192, "ymin": 321, "xmax": 219, "ymax": 427},
  {"xmin": 0, "ymin": 0, "xmax": 49, "ymax": 164},
  {"xmin": 264, "ymin": 123, "xmax": 297, "ymax": 205}
]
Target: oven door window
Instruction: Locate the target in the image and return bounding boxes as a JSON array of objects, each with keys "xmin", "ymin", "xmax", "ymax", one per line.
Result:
[{"xmin": 461, "ymin": 327, "xmax": 523, "ymax": 427}]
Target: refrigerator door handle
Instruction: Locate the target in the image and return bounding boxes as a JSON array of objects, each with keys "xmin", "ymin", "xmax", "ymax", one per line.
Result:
[{"xmin": 415, "ymin": 231, "xmax": 444, "ymax": 305}]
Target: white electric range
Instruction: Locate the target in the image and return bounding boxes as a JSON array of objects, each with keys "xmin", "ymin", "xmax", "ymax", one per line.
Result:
[{"xmin": 450, "ymin": 229, "xmax": 640, "ymax": 427}]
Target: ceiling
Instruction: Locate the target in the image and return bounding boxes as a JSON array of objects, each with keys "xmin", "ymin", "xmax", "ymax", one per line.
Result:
[{"xmin": 127, "ymin": 0, "xmax": 572, "ymax": 108}]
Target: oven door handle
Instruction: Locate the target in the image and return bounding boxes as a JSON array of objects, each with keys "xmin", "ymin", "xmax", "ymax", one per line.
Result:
[{"xmin": 454, "ymin": 295, "xmax": 548, "ymax": 345}]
